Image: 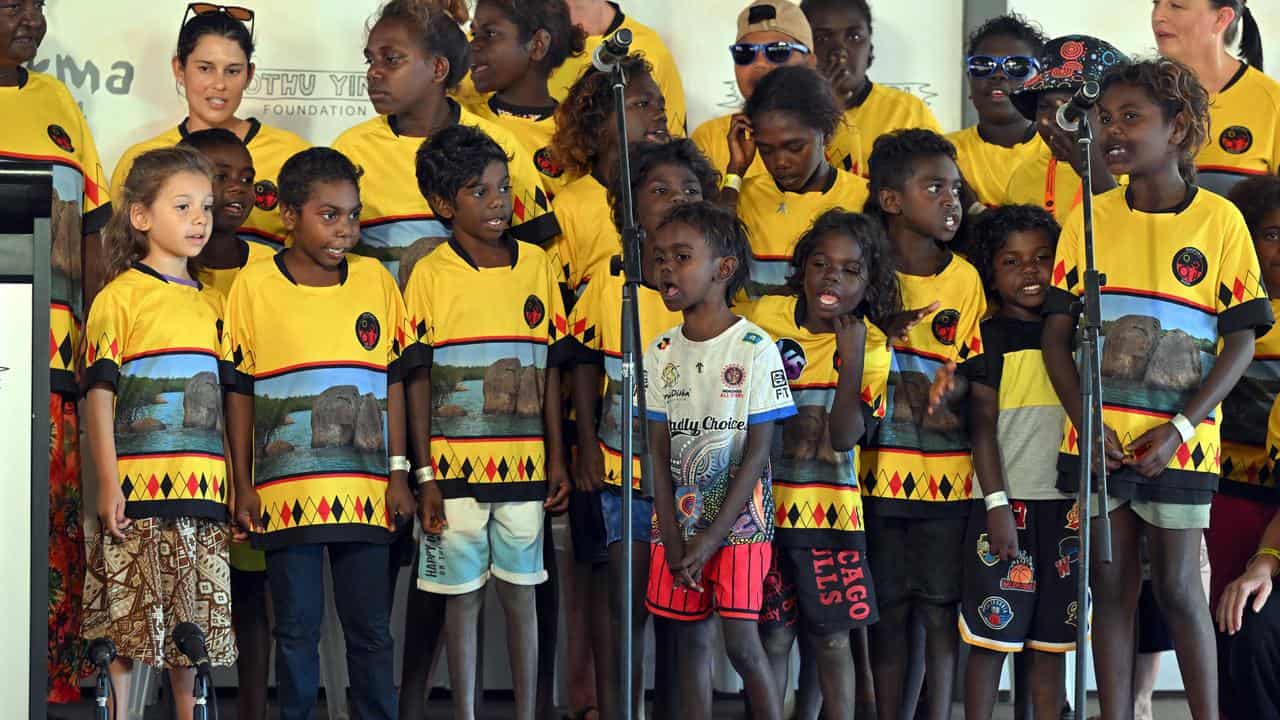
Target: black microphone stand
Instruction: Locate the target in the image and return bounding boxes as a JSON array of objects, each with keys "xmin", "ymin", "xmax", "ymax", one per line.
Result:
[
  {"xmin": 193, "ymin": 667, "xmax": 211, "ymax": 720},
  {"xmin": 88, "ymin": 638, "xmax": 116, "ymax": 720}
]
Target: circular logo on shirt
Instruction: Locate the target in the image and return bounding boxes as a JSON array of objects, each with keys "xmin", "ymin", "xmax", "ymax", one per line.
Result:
[
  {"xmin": 254, "ymin": 179, "xmax": 279, "ymax": 211},
  {"xmin": 722, "ymin": 363, "xmax": 745, "ymax": 388},
  {"xmin": 1172, "ymin": 247, "xmax": 1208, "ymax": 287},
  {"xmin": 1219, "ymin": 126, "xmax": 1253, "ymax": 155},
  {"xmin": 979, "ymin": 596, "xmax": 1015, "ymax": 630},
  {"xmin": 355, "ymin": 312, "xmax": 381, "ymax": 350},
  {"xmin": 47, "ymin": 124, "xmax": 74, "ymax": 153},
  {"xmin": 523, "ymin": 294, "xmax": 545, "ymax": 328},
  {"xmin": 534, "ymin": 147, "xmax": 565, "ymax": 179},
  {"xmin": 776, "ymin": 338, "xmax": 807, "ymax": 381},
  {"xmin": 931, "ymin": 309, "xmax": 961, "ymax": 345}
]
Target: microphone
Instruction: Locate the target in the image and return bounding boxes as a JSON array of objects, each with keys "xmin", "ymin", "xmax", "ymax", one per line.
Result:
[
  {"xmin": 88, "ymin": 637, "xmax": 117, "ymax": 669},
  {"xmin": 173, "ymin": 622, "xmax": 212, "ymax": 670},
  {"xmin": 591, "ymin": 27, "xmax": 633, "ymax": 72},
  {"xmin": 1055, "ymin": 80, "xmax": 1102, "ymax": 132}
]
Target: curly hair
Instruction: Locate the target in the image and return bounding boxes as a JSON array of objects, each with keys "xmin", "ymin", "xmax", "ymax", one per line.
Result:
[
  {"xmin": 607, "ymin": 139, "xmax": 720, "ymax": 234},
  {"xmin": 177, "ymin": 8, "xmax": 254, "ymax": 65},
  {"xmin": 416, "ymin": 124, "xmax": 511, "ymax": 204},
  {"xmin": 864, "ymin": 128, "xmax": 959, "ymax": 215},
  {"xmin": 743, "ymin": 65, "xmax": 843, "ymax": 138},
  {"xmin": 1100, "ymin": 58, "xmax": 1210, "ymax": 183},
  {"xmin": 178, "ymin": 127, "xmax": 247, "ymax": 157},
  {"xmin": 279, "ymin": 147, "xmax": 363, "ymax": 210},
  {"xmin": 549, "ymin": 54, "xmax": 654, "ymax": 177},
  {"xmin": 477, "ymin": 0, "xmax": 587, "ymax": 72},
  {"xmin": 102, "ymin": 147, "xmax": 214, "ymax": 284},
  {"xmin": 371, "ymin": 0, "xmax": 471, "ymax": 90},
  {"xmin": 785, "ymin": 210, "xmax": 902, "ymax": 325},
  {"xmin": 657, "ymin": 202, "xmax": 751, "ymax": 305},
  {"xmin": 969, "ymin": 204, "xmax": 1061, "ymax": 298},
  {"xmin": 965, "ymin": 12, "xmax": 1047, "ymax": 57},
  {"xmin": 1228, "ymin": 175, "xmax": 1280, "ymax": 235}
]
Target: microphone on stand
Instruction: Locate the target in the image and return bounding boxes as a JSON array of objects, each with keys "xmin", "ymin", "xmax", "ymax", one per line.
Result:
[
  {"xmin": 89, "ymin": 638, "xmax": 117, "ymax": 720},
  {"xmin": 1055, "ymin": 80, "xmax": 1102, "ymax": 132},
  {"xmin": 173, "ymin": 621, "xmax": 212, "ymax": 670},
  {"xmin": 89, "ymin": 637, "xmax": 117, "ymax": 669},
  {"xmin": 591, "ymin": 27, "xmax": 633, "ymax": 72}
]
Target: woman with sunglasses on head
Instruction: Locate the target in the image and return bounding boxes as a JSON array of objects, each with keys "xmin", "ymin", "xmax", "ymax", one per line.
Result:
[
  {"xmin": 946, "ymin": 14, "xmax": 1048, "ymax": 208},
  {"xmin": 799, "ymin": 0, "xmax": 941, "ymax": 178},
  {"xmin": 690, "ymin": 0, "xmax": 816, "ymax": 187},
  {"xmin": 0, "ymin": 0, "xmax": 111, "ymax": 706},
  {"xmin": 110, "ymin": 4, "xmax": 308, "ymax": 251},
  {"xmin": 1152, "ymin": 1, "xmax": 1275, "ymax": 197}
]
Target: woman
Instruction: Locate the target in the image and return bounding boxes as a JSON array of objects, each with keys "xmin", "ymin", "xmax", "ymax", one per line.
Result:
[{"xmin": 111, "ymin": 5, "xmax": 308, "ymax": 248}]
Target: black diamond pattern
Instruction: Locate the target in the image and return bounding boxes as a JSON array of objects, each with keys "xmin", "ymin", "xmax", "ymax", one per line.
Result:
[
  {"xmin": 331, "ymin": 497, "xmax": 344, "ymax": 521},
  {"xmin": 825, "ymin": 505, "xmax": 838, "ymax": 527},
  {"xmin": 416, "ymin": 320, "xmax": 428, "ymax": 338},
  {"xmin": 525, "ymin": 458, "xmax": 536, "ymax": 478},
  {"xmin": 582, "ymin": 327, "xmax": 596, "ymax": 344},
  {"xmin": 437, "ymin": 456, "xmax": 451, "ymax": 477},
  {"xmin": 1190, "ymin": 444, "xmax": 1205, "ymax": 469},
  {"xmin": 1220, "ymin": 283, "xmax": 1235, "ymax": 308},
  {"xmin": 1222, "ymin": 457, "xmax": 1235, "ymax": 477},
  {"xmin": 121, "ymin": 476, "xmax": 134, "ymax": 498},
  {"xmin": 261, "ymin": 510, "xmax": 271, "ymax": 527},
  {"xmin": 787, "ymin": 505, "xmax": 801, "ymax": 526},
  {"xmin": 58, "ymin": 336, "xmax": 73, "ymax": 366},
  {"xmin": 233, "ymin": 347, "xmax": 244, "ymax": 366},
  {"xmin": 160, "ymin": 474, "xmax": 174, "ymax": 498},
  {"xmin": 364, "ymin": 498, "xmax": 375, "ymax": 519},
  {"xmin": 902, "ymin": 473, "xmax": 917, "ymax": 498},
  {"xmin": 497, "ymin": 458, "xmax": 510, "ymax": 480},
  {"xmin": 199, "ymin": 475, "xmax": 209, "ymax": 497},
  {"xmin": 460, "ymin": 459, "xmax": 474, "ymax": 479},
  {"xmin": 1065, "ymin": 268, "xmax": 1079, "ymax": 291},
  {"xmin": 939, "ymin": 475, "xmax": 953, "ymax": 499},
  {"xmin": 863, "ymin": 470, "xmax": 877, "ymax": 491},
  {"xmin": 292, "ymin": 500, "xmax": 304, "ymax": 521}
]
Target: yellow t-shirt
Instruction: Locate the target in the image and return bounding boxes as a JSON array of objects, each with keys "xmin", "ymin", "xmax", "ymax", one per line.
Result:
[
  {"xmin": 466, "ymin": 97, "xmax": 570, "ymax": 199},
  {"xmin": 1220, "ymin": 298, "xmax": 1280, "ymax": 501},
  {"xmin": 546, "ymin": 174, "xmax": 616, "ymax": 291},
  {"xmin": 1196, "ymin": 64, "xmax": 1280, "ymax": 196},
  {"xmin": 946, "ymin": 125, "xmax": 1045, "ymax": 207},
  {"xmin": 112, "ymin": 119, "xmax": 309, "ymax": 248},
  {"xmin": 201, "ymin": 239, "xmax": 275, "ymax": 298},
  {"xmin": 332, "ymin": 105, "xmax": 559, "ymax": 287},
  {"xmin": 862, "ymin": 254, "xmax": 987, "ymax": 517},
  {"xmin": 402, "ymin": 237, "xmax": 569, "ymax": 502},
  {"xmin": 691, "ymin": 112, "xmax": 768, "ymax": 180},
  {"xmin": 225, "ymin": 254, "xmax": 412, "ymax": 549},
  {"xmin": 84, "ymin": 264, "xmax": 229, "ymax": 521},
  {"xmin": 0, "ymin": 69, "xmax": 111, "ymax": 396},
  {"xmin": 1003, "ymin": 142, "xmax": 1082, "ymax": 224},
  {"xmin": 746, "ymin": 295, "xmax": 891, "ymax": 547},
  {"xmin": 1045, "ymin": 186, "xmax": 1273, "ymax": 504},
  {"xmin": 737, "ymin": 168, "xmax": 870, "ymax": 298},
  {"xmin": 835, "ymin": 82, "xmax": 942, "ymax": 177},
  {"xmin": 563, "ymin": 267, "xmax": 682, "ymax": 489}
]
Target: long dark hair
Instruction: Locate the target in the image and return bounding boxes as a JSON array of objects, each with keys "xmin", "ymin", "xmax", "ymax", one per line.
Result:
[
  {"xmin": 176, "ymin": 9, "xmax": 254, "ymax": 65},
  {"xmin": 786, "ymin": 210, "xmax": 902, "ymax": 325},
  {"xmin": 1211, "ymin": 0, "xmax": 1263, "ymax": 71}
]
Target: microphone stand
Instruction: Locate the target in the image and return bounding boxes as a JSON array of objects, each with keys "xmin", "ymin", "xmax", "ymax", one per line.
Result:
[
  {"xmin": 1064, "ymin": 107, "xmax": 1112, "ymax": 717},
  {"xmin": 93, "ymin": 665, "xmax": 110, "ymax": 720},
  {"xmin": 193, "ymin": 666, "xmax": 211, "ymax": 720},
  {"xmin": 607, "ymin": 56, "xmax": 654, "ymax": 720}
]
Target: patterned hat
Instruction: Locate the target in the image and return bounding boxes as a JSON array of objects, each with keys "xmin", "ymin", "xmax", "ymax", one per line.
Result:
[{"xmin": 1011, "ymin": 35, "xmax": 1128, "ymax": 121}]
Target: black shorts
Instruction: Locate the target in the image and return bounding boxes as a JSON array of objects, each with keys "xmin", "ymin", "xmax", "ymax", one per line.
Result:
[
  {"xmin": 865, "ymin": 510, "xmax": 966, "ymax": 609},
  {"xmin": 568, "ymin": 488, "xmax": 609, "ymax": 565},
  {"xmin": 761, "ymin": 545, "xmax": 879, "ymax": 635},
  {"xmin": 959, "ymin": 498, "xmax": 1084, "ymax": 653}
]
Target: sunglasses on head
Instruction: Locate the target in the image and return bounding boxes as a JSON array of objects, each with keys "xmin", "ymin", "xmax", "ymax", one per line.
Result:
[
  {"xmin": 182, "ymin": 3, "xmax": 255, "ymax": 38},
  {"xmin": 730, "ymin": 41, "xmax": 811, "ymax": 66},
  {"xmin": 966, "ymin": 54, "xmax": 1039, "ymax": 79}
]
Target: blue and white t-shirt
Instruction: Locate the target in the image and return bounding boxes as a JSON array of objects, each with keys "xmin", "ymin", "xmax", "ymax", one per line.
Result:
[{"xmin": 644, "ymin": 317, "xmax": 798, "ymax": 545}]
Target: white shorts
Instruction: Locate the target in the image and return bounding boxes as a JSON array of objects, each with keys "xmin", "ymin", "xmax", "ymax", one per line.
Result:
[{"xmin": 416, "ymin": 498, "xmax": 546, "ymax": 594}]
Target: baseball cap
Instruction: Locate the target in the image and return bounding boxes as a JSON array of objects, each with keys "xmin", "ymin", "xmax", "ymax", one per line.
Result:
[
  {"xmin": 1011, "ymin": 35, "xmax": 1128, "ymax": 121},
  {"xmin": 736, "ymin": 0, "xmax": 813, "ymax": 50}
]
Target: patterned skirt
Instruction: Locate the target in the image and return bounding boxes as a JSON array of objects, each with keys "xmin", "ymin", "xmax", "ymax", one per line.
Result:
[
  {"xmin": 48, "ymin": 393, "xmax": 86, "ymax": 703},
  {"xmin": 82, "ymin": 516, "xmax": 237, "ymax": 668}
]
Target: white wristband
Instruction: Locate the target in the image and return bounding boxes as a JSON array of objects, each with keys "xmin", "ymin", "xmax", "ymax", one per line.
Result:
[
  {"xmin": 390, "ymin": 456, "xmax": 411, "ymax": 473},
  {"xmin": 414, "ymin": 466, "xmax": 436, "ymax": 485},
  {"xmin": 722, "ymin": 173, "xmax": 743, "ymax": 191},
  {"xmin": 1170, "ymin": 413, "xmax": 1196, "ymax": 443},
  {"xmin": 984, "ymin": 491, "xmax": 1009, "ymax": 511}
]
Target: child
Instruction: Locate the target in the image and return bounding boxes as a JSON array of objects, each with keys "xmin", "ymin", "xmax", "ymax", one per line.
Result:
[
  {"xmin": 734, "ymin": 65, "xmax": 870, "ymax": 298},
  {"xmin": 860, "ymin": 128, "xmax": 984, "ymax": 720},
  {"xmin": 690, "ymin": 0, "xmax": 817, "ymax": 183},
  {"xmin": 1005, "ymin": 35, "xmax": 1125, "ymax": 222},
  {"xmin": 749, "ymin": 209, "xmax": 898, "ymax": 720},
  {"xmin": 81, "ymin": 146, "xmax": 236, "ymax": 719},
  {"xmin": 644, "ymin": 201, "xmax": 795, "ymax": 720},
  {"xmin": 548, "ymin": 54, "xmax": 670, "ymax": 291},
  {"xmin": 404, "ymin": 124, "xmax": 571, "ymax": 720},
  {"xmin": 563, "ymin": 139, "xmax": 719, "ymax": 719},
  {"xmin": 465, "ymin": 0, "xmax": 587, "ymax": 198},
  {"xmin": 225, "ymin": 148, "xmax": 415, "ymax": 720},
  {"xmin": 800, "ymin": 0, "xmax": 941, "ymax": 177},
  {"xmin": 1209, "ymin": 176, "xmax": 1280, "ymax": 607},
  {"xmin": 946, "ymin": 14, "xmax": 1048, "ymax": 207},
  {"xmin": 955, "ymin": 204, "xmax": 1077, "ymax": 720},
  {"xmin": 333, "ymin": 0, "xmax": 556, "ymax": 287},
  {"xmin": 1042, "ymin": 59, "xmax": 1273, "ymax": 720}
]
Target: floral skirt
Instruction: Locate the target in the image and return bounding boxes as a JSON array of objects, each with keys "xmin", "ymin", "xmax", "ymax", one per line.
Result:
[{"xmin": 48, "ymin": 394, "xmax": 85, "ymax": 703}]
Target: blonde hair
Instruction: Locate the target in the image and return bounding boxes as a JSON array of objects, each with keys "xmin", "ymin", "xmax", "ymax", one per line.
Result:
[{"xmin": 102, "ymin": 146, "xmax": 214, "ymax": 283}]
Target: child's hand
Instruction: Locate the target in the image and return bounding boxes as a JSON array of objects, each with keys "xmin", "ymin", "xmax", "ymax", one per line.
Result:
[
  {"xmin": 573, "ymin": 441, "xmax": 606, "ymax": 494},
  {"xmin": 986, "ymin": 505, "xmax": 1020, "ymax": 562},
  {"xmin": 545, "ymin": 461, "xmax": 571, "ymax": 515},
  {"xmin": 1103, "ymin": 424, "xmax": 1126, "ymax": 471},
  {"xmin": 927, "ymin": 361, "xmax": 958, "ymax": 415},
  {"xmin": 726, "ymin": 113, "xmax": 756, "ymax": 177},
  {"xmin": 676, "ymin": 534, "xmax": 716, "ymax": 591},
  {"xmin": 97, "ymin": 484, "xmax": 131, "ymax": 542},
  {"xmin": 234, "ymin": 486, "xmax": 264, "ymax": 535},
  {"xmin": 881, "ymin": 301, "xmax": 942, "ymax": 347},
  {"xmin": 833, "ymin": 313, "xmax": 867, "ymax": 364},
  {"xmin": 418, "ymin": 481, "xmax": 447, "ymax": 535},
  {"xmin": 1124, "ymin": 422, "xmax": 1181, "ymax": 478},
  {"xmin": 1217, "ymin": 559, "xmax": 1276, "ymax": 635},
  {"xmin": 386, "ymin": 472, "xmax": 417, "ymax": 529}
]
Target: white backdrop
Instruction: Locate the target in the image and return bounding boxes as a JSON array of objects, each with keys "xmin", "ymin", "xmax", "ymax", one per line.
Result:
[{"xmin": 33, "ymin": 0, "xmax": 962, "ymax": 179}]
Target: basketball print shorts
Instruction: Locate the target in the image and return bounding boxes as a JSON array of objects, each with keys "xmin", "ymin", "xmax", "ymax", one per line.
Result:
[
  {"xmin": 646, "ymin": 541, "xmax": 771, "ymax": 621},
  {"xmin": 417, "ymin": 498, "xmax": 547, "ymax": 594}
]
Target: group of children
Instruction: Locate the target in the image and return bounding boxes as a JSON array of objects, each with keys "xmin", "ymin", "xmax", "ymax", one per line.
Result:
[{"xmin": 13, "ymin": 0, "xmax": 1280, "ymax": 718}]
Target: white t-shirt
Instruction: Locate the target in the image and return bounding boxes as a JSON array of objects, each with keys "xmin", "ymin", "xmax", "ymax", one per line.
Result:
[{"xmin": 643, "ymin": 317, "xmax": 797, "ymax": 545}]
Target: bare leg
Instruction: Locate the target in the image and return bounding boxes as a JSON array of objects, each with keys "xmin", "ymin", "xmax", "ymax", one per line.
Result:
[
  {"xmin": 590, "ymin": 561, "xmax": 618, "ymax": 719},
  {"xmin": 1147, "ymin": 525, "xmax": 1218, "ymax": 720},
  {"xmin": 869, "ymin": 602, "xmax": 911, "ymax": 720},
  {"xmin": 564, "ymin": 554, "xmax": 601, "ymax": 719},
  {"xmin": 901, "ymin": 612, "xmax": 927, "ymax": 720},
  {"xmin": 918, "ymin": 601, "xmax": 958, "ymax": 720},
  {"xmin": 107, "ymin": 657, "xmax": 132, "ymax": 720},
  {"xmin": 652, "ymin": 616, "xmax": 680, "ymax": 718},
  {"xmin": 1028, "ymin": 650, "xmax": 1066, "ymax": 720},
  {"xmin": 1089, "ymin": 505, "xmax": 1143, "ymax": 720},
  {"xmin": 680, "ymin": 617, "xmax": 717, "ymax": 720},
  {"xmin": 963, "ymin": 647, "xmax": 1005, "ymax": 720},
  {"xmin": 231, "ymin": 569, "xmax": 271, "ymax": 720},
  {"xmin": 445, "ymin": 589, "xmax": 485, "ymax": 720},
  {"xmin": 536, "ymin": 525, "xmax": 559, "ymax": 720},
  {"xmin": 724, "ymin": 617, "xmax": 782, "ymax": 720},
  {"xmin": 795, "ymin": 634, "xmax": 824, "ymax": 720},
  {"xmin": 398, "ymin": 589, "xmax": 447, "ymax": 720},
  {"xmin": 810, "ymin": 630, "xmax": 854, "ymax": 720},
  {"xmin": 852, "ymin": 627, "xmax": 877, "ymax": 719},
  {"xmin": 496, "ymin": 579, "xmax": 540, "ymax": 720},
  {"xmin": 1131, "ymin": 654, "xmax": 1159, "ymax": 720},
  {"xmin": 169, "ymin": 666, "xmax": 196, "ymax": 720},
  {"xmin": 760, "ymin": 623, "xmax": 796, "ymax": 704}
]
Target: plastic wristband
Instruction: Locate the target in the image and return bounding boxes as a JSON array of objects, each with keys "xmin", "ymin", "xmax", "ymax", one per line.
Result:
[
  {"xmin": 1170, "ymin": 413, "xmax": 1196, "ymax": 443},
  {"xmin": 389, "ymin": 456, "xmax": 411, "ymax": 473},
  {"xmin": 1249, "ymin": 547, "xmax": 1280, "ymax": 577},
  {"xmin": 414, "ymin": 466, "xmax": 436, "ymax": 485},
  {"xmin": 722, "ymin": 173, "xmax": 743, "ymax": 192},
  {"xmin": 984, "ymin": 491, "xmax": 1009, "ymax": 511}
]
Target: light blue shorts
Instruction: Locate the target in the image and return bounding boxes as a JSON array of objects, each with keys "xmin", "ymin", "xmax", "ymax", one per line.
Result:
[{"xmin": 416, "ymin": 498, "xmax": 546, "ymax": 594}]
